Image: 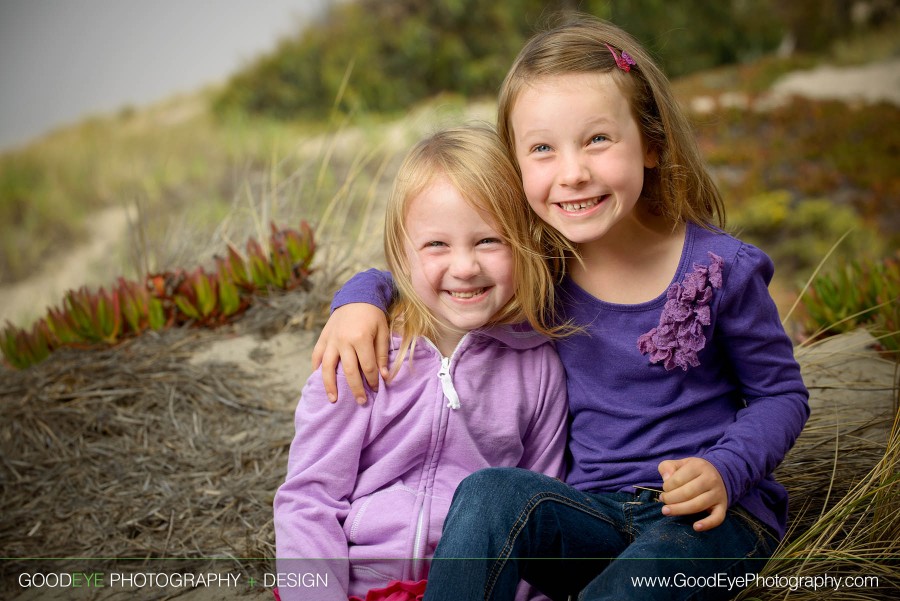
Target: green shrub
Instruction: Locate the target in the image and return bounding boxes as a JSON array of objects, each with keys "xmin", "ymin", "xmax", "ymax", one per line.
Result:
[
  {"xmin": 730, "ymin": 190, "xmax": 875, "ymax": 274},
  {"xmin": 213, "ymin": 0, "xmax": 786, "ymax": 121},
  {"xmin": 800, "ymin": 254, "xmax": 900, "ymax": 357}
]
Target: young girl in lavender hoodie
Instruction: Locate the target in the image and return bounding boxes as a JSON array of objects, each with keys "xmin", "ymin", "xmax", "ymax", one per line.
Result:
[{"xmin": 273, "ymin": 125, "xmax": 569, "ymax": 601}]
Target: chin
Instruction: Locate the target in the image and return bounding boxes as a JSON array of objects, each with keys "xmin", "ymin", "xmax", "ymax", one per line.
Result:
[
  {"xmin": 452, "ymin": 314, "xmax": 495, "ymax": 332},
  {"xmin": 554, "ymin": 228, "xmax": 602, "ymax": 246}
]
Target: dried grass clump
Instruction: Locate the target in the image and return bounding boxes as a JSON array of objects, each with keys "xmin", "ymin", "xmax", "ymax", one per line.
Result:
[
  {"xmin": 0, "ymin": 314, "xmax": 300, "ymax": 591},
  {"xmin": 737, "ymin": 331, "xmax": 899, "ymax": 600}
]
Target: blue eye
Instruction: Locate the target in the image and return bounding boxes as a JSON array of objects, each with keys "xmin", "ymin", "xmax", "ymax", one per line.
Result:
[
  {"xmin": 532, "ymin": 143, "xmax": 551, "ymax": 153},
  {"xmin": 590, "ymin": 134, "xmax": 608, "ymax": 144},
  {"xmin": 478, "ymin": 238, "xmax": 502, "ymax": 245},
  {"xmin": 425, "ymin": 241, "xmax": 447, "ymax": 248}
]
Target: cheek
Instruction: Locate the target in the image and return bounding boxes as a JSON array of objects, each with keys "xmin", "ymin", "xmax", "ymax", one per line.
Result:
[
  {"xmin": 487, "ymin": 250, "xmax": 517, "ymax": 291},
  {"xmin": 519, "ymin": 164, "xmax": 550, "ymax": 210},
  {"xmin": 409, "ymin": 255, "xmax": 442, "ymax": 293}
]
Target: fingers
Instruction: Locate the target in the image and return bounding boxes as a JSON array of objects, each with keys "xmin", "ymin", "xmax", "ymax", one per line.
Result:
[
  {"xmin": 658, "ymin": 458, "xmax": 685, "ymax": 486},
  {"xmin": 312, "ymin": 319, "xmax": 336, "ymax": 396},
  {"xmin": 356, "ymin": 344, "xmax": 381, "ymax": 392},
  {"xmin": 375, "ymin": 322, "xmax": 391, "ymax": 382},
  {"xmin": 319, "ymin": 344, "xmax": 371, "ymax": 405},
  {"xmin": 660, "ymin": 491, "xmax": 727, "ymax": 531},
  {"xmin": 319, "ymin": 347, "xmax": 340, "ymax": 403},
  {"xmin": 659, "ymin": 457, "xmax": 716, "ymax": 496},
  {"xmin": 339, "ymin": 346, "xmax": 369, "ymax": 405},
  {"xmin": 693, "ymin": 504, "xmax": 727, "ymax": 532},
  {"xmin": 661, "ymin": 489, "xmax": 719, "ymax": 516},
  {"xmin": 311, "ymin": 323, "xmax": 331, "ymax": 370},
  {"xmin": 658, "ymin": 457, "xmax": 728, "ymax": 531},
  {"xmin": 355, "ymin": 316, "xmax": 391, "ymax": 388},
  {"xmin": 311, "ymin": 303, "xmax": 388, "ymax": 404}
]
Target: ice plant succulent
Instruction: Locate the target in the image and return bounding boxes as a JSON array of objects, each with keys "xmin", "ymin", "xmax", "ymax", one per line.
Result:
[
  {"xmin": 117, "ymin": 277, "xmax": 167, "ymax": 335},
  {"xmin": 63, "ymin": 286, "xmax": 123, "ymax": 345},
  {"xmin": 215, "ymin": 243, "xmax": 252, "ymax": 292},
  {"xmin": 246, "ymin": 237, "xmax": 278, "ymax": 291},
  {"xmin": 172, "ymin": 267, "xmax": 219, "ymax": 324},
  {"xmin": 0, "ymin": 220, "xmax": 316, "ymax": 369},
  {"xmin": 1, "ymin": 320, "xmax": 52, "ymax": 369},
  {"xmin": 45, "ymin": 305, "xmax": 83, "ymax": 346}
]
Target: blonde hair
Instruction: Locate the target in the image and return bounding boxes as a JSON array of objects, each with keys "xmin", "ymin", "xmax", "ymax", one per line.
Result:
[
  {"xmin": 497, "ymin": 13, "xmax": 726, "ymax": 247},
  {"xmin": 384, "ymin": 124, "xmax": 565, "ymax": 369}
]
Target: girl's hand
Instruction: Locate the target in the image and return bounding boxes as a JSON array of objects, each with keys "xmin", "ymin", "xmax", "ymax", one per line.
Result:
[
  {"xmin": 311, "ymin": 303, "xmax": 391, "ymax": 405},
  {"xmin": 657, "ymin": 457, "xmax": 728, "ymax": 531}
]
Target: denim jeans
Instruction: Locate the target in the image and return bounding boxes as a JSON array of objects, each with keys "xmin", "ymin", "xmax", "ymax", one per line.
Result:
[{"xmin": 423, "ymin": 467, "xmax": 778, "ymax": 601}]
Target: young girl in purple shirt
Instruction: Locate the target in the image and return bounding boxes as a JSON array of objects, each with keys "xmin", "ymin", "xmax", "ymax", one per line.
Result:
[{"xmin": 315, "ymin": 15, "xmax": 809, "ymax": 601}]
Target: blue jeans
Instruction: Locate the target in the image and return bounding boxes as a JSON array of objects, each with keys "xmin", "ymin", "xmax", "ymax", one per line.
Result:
[{"xmin": 423, "ymin": 468, "xmax": 778, "ymax": 601}]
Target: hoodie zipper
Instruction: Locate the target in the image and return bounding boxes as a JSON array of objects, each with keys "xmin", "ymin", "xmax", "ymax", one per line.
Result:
[
  {"xmin": 410, "ymin": 336, "xmax": 467, "ymax": 578},
  {"xmin": 411, "ymin": 507, "xmax": 427, "ymax": 580},
  {"xmin": 427, "ymin": 336, "xmax": 465, "ymax": 410},
  {"xmin": 438, "ymin": 356, "xmax": 461, "ymax": 410}
]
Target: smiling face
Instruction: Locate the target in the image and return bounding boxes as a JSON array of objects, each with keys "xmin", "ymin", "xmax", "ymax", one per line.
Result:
[
  {"xmin": 511, "ymin": 72, "xmax": 657, "ymax": 247},
  {"xmin": 404, "ymin": 175, "xmax": 516, "ymax": 355}
]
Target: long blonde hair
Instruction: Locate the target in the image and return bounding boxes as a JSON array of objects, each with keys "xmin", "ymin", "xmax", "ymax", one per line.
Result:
[
  {"xmin": 384, "ymin": 124, "xmax": 566, "ymax": 369},
  {"xmin": 497, "ymin": 13, "xmax": 726, "ymax": 253}
]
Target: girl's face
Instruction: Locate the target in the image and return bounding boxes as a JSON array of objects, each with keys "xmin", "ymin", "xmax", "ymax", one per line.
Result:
[
  {"xmin": 511, "ymin": 72, "xmax": 656, "ymax": 246},
  {"xmin": 404, "ymin": 175, "xmax": 516, "ymax": 355}
]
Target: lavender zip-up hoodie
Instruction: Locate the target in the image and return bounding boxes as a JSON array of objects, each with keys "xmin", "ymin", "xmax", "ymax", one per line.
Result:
[{"xmin": 274, "ymin": 325, "xmax": 568, "ymax": 601}]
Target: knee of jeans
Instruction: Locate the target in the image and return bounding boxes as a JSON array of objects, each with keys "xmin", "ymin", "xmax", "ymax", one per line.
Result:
[
  {"xmin": 455, "ymin": 467, "xmax": 511, "ymax": 497},
  {"xmin": 453, "ymin": 467, "xmax": 542, "ymax": 509}
]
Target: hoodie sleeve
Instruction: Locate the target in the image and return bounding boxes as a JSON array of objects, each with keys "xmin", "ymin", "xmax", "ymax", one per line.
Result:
[
  {"xmin": 701, "ymin": 243, "xmax": 810, "ymax": 507},
  {"xmin": 513, "ymin": 346, "xmax": 565, "ymax": 601},
  {"xmin": 516, "ymin": 344, "xmax": 568, "ymax": 480},
  {"xmin": 331, "ymin": 268, "xmax": 396, "ymax": 313},
  {"xmin": 274, "ymin": 367, "xmax": 375, "ymax": 601}
]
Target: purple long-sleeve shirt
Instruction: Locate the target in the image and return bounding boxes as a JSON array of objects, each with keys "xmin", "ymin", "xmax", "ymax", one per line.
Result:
[{"xmin": 333, "ymin": 223, "xmax": 809, "ymax": 538}]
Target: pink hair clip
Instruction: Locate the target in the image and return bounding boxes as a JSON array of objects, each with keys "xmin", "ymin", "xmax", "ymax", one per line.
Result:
[{"xmin": 605, "ymin": 43, "xmax": 636, "ymax": 72}]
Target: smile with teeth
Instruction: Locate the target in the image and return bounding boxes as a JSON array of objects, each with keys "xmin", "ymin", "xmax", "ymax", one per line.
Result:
[
  {"xmin": 447, "ymin": 288, "xmax": 487, "ymax": 299},
  {"xmin": 558, "ymin": 197, "xmax": 602, "ymax": 212}
]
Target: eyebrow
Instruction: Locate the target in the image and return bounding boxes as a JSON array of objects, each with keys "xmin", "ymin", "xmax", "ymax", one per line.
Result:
[
  {"xmin": 515, "ymin": 127, "xmax": 553, "ymax": 140},
  {"xmin": 517, "ymin": 117, "xmax": 617, "ymax": 141}
]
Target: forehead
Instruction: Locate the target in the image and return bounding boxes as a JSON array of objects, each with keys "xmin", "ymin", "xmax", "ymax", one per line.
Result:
[
  {"xmin": 511, "ymin": 72, "xmax": 634, "ymax": 131},
  {"xmin": 405, "ymin": 176, "xmax": 498, "ymax": 234},
  {"xmin": 517, "ymin": 71, "xmax": 628, "ymax": 106}
]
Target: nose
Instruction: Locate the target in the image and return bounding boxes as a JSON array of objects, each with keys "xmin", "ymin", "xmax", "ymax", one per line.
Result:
[
  {"xmin": 448, "ymin": 248, "xmax": 481, "ymax": 279},
  {"xmin": 558, "ymin": 150, "xmax": 589, "ymax": 187}
]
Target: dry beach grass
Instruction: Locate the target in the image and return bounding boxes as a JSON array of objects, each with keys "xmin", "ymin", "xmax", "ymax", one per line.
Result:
[
  {"xmin": 0, "ymin": 291, "xmax": 327, "ymax": 600},
  {"xmin": 736, "ymin": 332, "xmax": 899, "ymax": 600}
]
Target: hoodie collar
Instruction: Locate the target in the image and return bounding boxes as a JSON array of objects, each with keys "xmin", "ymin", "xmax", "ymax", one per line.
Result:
[{"xmin": 392, "ymin": 322, "xmax": 550, "ymax": 358}]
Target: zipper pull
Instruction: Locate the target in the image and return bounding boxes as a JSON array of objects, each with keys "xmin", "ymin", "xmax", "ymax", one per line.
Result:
[{"xmin": 438, "ymin": 356, "xmax": 461, "ymax": 410}]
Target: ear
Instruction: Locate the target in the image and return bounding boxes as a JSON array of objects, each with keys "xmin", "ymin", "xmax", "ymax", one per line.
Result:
[{"xmin": 643, "ymin": 145, "xmax": 659, "ymax": 169}]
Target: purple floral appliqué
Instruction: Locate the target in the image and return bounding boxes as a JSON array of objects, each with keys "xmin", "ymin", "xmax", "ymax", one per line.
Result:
[{"xmin": 637, "ymin": 252, "xmax": 724, "ymax": 371}]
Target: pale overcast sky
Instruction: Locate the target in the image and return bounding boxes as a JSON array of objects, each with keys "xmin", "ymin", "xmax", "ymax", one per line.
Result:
[{"xmin": 0, "ymin": 0, "xmax": 330, "ymax": 149}]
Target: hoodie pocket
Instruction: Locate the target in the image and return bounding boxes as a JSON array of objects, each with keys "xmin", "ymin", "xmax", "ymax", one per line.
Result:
[{"xmin": 344, "ymin": 484, "xmax": 417, "ymax": 549}]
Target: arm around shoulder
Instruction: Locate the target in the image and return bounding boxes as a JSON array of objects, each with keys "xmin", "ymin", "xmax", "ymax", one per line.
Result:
[
  {"xmin": 330, "ymin": 268, "xmax": 396, "ymax": 313},
  {"xmin": 314, "ymin": 269, "xmax": 396, "ymax": 402}
]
